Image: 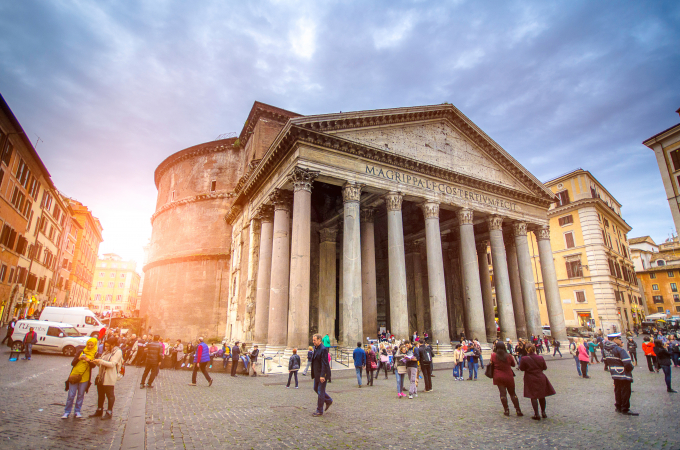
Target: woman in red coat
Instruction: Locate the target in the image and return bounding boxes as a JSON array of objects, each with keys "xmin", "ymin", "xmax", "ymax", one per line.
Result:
[
  {"xmin": 519, "ymin": 344, "xmax": 556, "ymax": 421},
  {"xmin": 491, "ymin": 342, "xmax": 523, "ymax": 416}
]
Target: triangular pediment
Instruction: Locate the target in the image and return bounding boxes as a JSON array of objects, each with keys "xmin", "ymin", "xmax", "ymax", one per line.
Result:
[{"xmin": 330, "ymin": 119, "xmax": 531, "ymax": 193}]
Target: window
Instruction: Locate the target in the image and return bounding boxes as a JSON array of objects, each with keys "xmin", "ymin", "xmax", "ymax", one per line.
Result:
[
  {"xmin": 669, "ymin": 271, "xmax": 675, "ymax": 278},
  {"xmin": 0, "ymin": 264, "xmax": 6, "ymax": 282},
  {"xmin": 652, "ymin": 284, "xmax": 659, "ymax": 291},
  {"xmin": 672, "ymin": 283, "xmax": 678, "ymax": 292},
  {"xmin": 119, "ymin": 282, "xmax": 124, "ymax": 288},
  {"xmin": 1, "ymin": 138, "xmax": 13, "ymax": 166},
  {"xmin": 650, "ymin": 272, "xmax": 657, "ymax": 279},
  {"xmin": 671, "ymin": 149, "xmax": 680, "ymax": 171},
  {"xmin": 47, "ymin": 327, "xmax": 62, "ymax": 337},
  {"xmin": 105, "ymin": 295, "xmax": 112, "ymax": 302},
  {"xmin": 99, "ymin": 272, "xmax": 104, "ymax": 277},
  {"xmin": 575, "ymin": 291, "xmax": 586, "ymax": 303},
  {"xmin": 171, "ymin": 190, "xmax": 176, "ymax": 201},
  {"xmin": 120, "ymin": 273, "xmax": 125, "ymax": 278},
  {"xmin": 116, "ymin": 295, "xmax": 122, "ymax": 302},
  {"xmin": 658, "ymin": 307, "xmax": 664, "ymax": 313},
  {"xmin": 85, "ymin": 316, "xmax": 97, "ymax": 325},
  {"xmin": 653, "ymin": 295, "xmax": 663, "ymax": 304},
  {"xmin": 96, "ymin": 282, "xmax": 103, "ymax": 288},
  {"xmin": 564, "ymin": 232, "xmax": 575, "ymax": 249},
  {"xmin": 210, "ymin": 180, "xmax": 216, "ymax": 192},
  {"xmin": 674, "ymin": 295, "xmax": 679, "ymax": 303},
  {"xmin": 108, "ymin": 282, "xmax": 114, "ymax": 288},
  {"xmin": 657, "ymin": 260, "xmax": 666, "ymax": 266},
  {"xmin": 558, "ymin": 215, "xmax": 573, "ymax": 226},
  {"xmin": 566, "ymin": 260, "xmax": 582, "ymax": 278},
  {"xmin": 110, "ymin": 272, "xmax": 115, "ymax": 277},
  {"xmin": 555, "ymin": 190, "xmax": 570, "ymax": 206}
]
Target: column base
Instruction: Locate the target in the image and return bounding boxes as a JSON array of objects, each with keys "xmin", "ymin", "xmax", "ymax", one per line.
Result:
[{"xmin": 263, "ymin": 344, "xmax": 287, "ymax": 357}]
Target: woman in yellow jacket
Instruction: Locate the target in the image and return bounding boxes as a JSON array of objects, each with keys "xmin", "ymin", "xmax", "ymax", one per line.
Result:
[{"xmin": 62, "ymin": 337, "xmax": 97, "ymax": 419}]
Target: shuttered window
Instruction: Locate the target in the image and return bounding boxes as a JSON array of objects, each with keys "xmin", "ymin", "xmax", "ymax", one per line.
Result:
[
  {"xmin": 575, "ymin": 291, "xmax": 586, "ymax": 303},
  {"xmin": 671, "ymin": 149, "xmax": 680, "ymax": 171},
  {"xmin": 556, "ymin": 190, "xmax": 570, "ymax": 206},
  {"xmin": 558, "ymin": 215, "xmax": 573, "ymax": 226},
  {"xmin": 566, "ymin": 260, "xmax": 582, "ymax": 278},
  {"xmin": 564, "ymin": 232, "xmax": 575, "ymax": 249}
]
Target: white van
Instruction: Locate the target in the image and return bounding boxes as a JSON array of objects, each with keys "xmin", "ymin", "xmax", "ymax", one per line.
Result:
[
  {"xmin": 11, "ymin": 320, "xmax": 90, "ymax": 356},
  {"xmin": 40, "ymin": 307, "xmax": 105, "ymax": 337}
]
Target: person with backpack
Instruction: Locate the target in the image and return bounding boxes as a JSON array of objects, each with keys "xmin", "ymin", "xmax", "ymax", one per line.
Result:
[
  {"xmin": 286, "ymin": 348, "xmax": 301, "ymax": 388},
  {"xmin": 366, "ymin": 345, "xmax": 378, "ymax": 386},
  {"xmin": 552, "ymin": 339, "xmax": 562, "ymax": 357},
  {"xmin": 626, "ymin": 337, "xmax": 638, "ymax": 366},
  {"xmin": 419, "ymin": 338, "xmax": 433, "ymax": 392},
  {"xmin": 140, "ymin": 335, "xmax": 163, "ymax": 388},
  {"xmin": 466, "ymin": 341, "xmax": 481, "ymax": 380},
  {"xmin": 654, "ymin": 339, "xmax": 677, "ymax": 393},
  {"xmin": 90, "ymin": 337, "xmax": 123, "ymax": 420},
  {"xmin": 668, "ymin": 335, "xmax": 680, "ymax": 367}
]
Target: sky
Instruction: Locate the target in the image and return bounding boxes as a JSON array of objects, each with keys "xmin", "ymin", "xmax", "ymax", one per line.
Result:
[{"xmin": 0, "ymin": 0, "xmax": 679, "ymax": 271}]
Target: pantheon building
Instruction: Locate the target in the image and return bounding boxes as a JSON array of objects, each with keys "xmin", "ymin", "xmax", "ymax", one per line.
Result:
[{"xmin": 141, "ymin": 101, "xmax": 568, "ymax": 352}]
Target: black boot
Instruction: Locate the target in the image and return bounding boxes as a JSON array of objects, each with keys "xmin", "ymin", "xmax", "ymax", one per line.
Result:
[
  {"xmin": 88, "ymin": 409, "xmax": 103, "ymax": 418},
  {"xmin": 511, "ymin": 396, "xmax": 523, "ymax": 417},
  {"xmin": 501, "ymin": 397, "xmax": 510, "ymax": 416},
  {"xmin": 541, "ymin": 410, "xmax": 547, "ymax": 419}
]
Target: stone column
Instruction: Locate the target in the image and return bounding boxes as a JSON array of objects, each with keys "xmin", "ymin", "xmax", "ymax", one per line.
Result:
[
  {"xmin": 504, "ymin": 229, "xmax": 527, "ymax": 339},
  {"xmin": 487, "ymin": 216, "xmax": 517, "ymax": 341},
  {"xmin": 287, "ymin": 168, "xmax": 319, "ymax": 350},
  {"xmin": 243, "ymin": 217, "xmax": 261, "ymax": 342},
  {"xmin": 458, "ymin": 208, "xmax": 487, "ymax": 342},
  {"xmin": 360, "ymin": 208, "xmax": 378, "ymax": 342},
  {"xmin": 253, "ymin": 205, "xmax": 274, "ymax": 345},
  {"xmin": 534, "ymin": 226, "xmax": 568, "ymax": 341},
  {"xmin": 421, "ymin": 201, "xmax": 452, "ymax": 350},
  {"xmin": 513, "ymin": 222, "xmax": 542, "ymax": 337},
  {"xmin": 449, "ymin": 248, "xmax": 466, "ymax": 339},
  {"xmin": 385, "ymin": 192, "xmax": 409, "ymax": 340},
  {"xmin": 318, "ymin": 227, "xmax": 338, "ymax": 344},
  {"xmin": 266, "ymin": 189, "xmax": 292, "ymax": 351},
  {"xmin": 477, "ymin": 240, "xmax": 497, "ymax": 343},
  {"xmin": 342, "ymin": 182, "xmax": 363, "ymax": 348},
  {"xmin": 406, "ymin": 241, "xmax": 426, "ymax": 337}
]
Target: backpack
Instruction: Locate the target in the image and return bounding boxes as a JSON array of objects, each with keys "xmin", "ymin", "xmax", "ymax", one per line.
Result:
[{"xmin": 422, "ymin": 348, "xmax": 432, "ymax": 363}]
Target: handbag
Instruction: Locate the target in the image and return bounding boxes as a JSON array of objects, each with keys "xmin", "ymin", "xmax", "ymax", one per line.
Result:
[
  {"xmin": 484, "ymin": 362, "xmax": 494, "ymax": 379},
  {"xmin": 68, "ymin": 373, "xmax": 83, "ymax": 384},
  {"xmin": 370, "ymin": 361, "xmax": 378, "ymax": 369}
]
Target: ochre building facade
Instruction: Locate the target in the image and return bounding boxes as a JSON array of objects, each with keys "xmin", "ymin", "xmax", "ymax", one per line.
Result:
[{"xmin": 141, "ymin": 102, "xmax": 568, "ymax": 350}]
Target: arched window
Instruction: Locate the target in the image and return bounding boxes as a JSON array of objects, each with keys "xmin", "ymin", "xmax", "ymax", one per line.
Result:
[{"xmin": 657, "ymin": 260, "xmax": 666, "ymax": 267}]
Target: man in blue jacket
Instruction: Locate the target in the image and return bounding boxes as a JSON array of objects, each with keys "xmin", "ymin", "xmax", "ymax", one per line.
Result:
[
  {"xmin": 603, "ymin": 333, "xmax": 637, "ymax": 416},
  {"xmin": 353, "ymin": 342, "xmax": 366, "ymax": 388},
  {"xmin": 311, "ymin": 333, "xmax": 332, "ymax": 416},
  {"xmin": 189, "ymin": 337, "xmax": 213, "ymax": 387}
]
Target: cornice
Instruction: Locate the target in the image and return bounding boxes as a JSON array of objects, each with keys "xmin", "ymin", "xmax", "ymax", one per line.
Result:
[
  {"xmin": 548, "ymin": 197, "xmax": 631, "ymax": 231},
  {"xmin": 234, "ymin": 159, "xmax": 261, "ymax": 195},
  {"xmin": 143, "ymin": 252, "xmax": 231, "ymax": 273},
  {"xmin": 230, "ymin": 125, "xmax": 552, "ymax": 217},
  {"xmin": 150, "ymin": 191, "xmax": 236, "ymax": 225},
  {"xmin": 238, "ymin": 101, "xmax": 302, "ymax": 150},
  {"xmin": 154, "ymin": 138, "xmax": 237, "ymax": 188}
]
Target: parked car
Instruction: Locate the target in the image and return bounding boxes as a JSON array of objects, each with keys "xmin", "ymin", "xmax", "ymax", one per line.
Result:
[
  {"xmin": 566, "ymin": 326, "xmax": 594, "ymax": 338},
  {"xmin": 11, "ymin": 320, "xmax": 90, "ymax": 356},
  {"xmin": 40, "ymin": 307, "xmax": 105, "ymax": 337},
  {"xmin": 542, "ymin": 325, "xmax": 551, "ymax": 336}
]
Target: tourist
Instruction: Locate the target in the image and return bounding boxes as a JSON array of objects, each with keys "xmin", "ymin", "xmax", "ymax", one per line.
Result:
[
  {"xmin": 311, "ymin": 333, "xmax": 332, "ymax": 417},
  {"xmin": 536, "ymin": 337, "xmax": 543, "ymax": 354},
  {"xmin": 231, "ymin": 341, "xmax": 241, "ymax": 377},
  {"xmin": 519, "ymin": 343, "xmax": 555, "ymax": 421},
  {"xmin": 249, "ymin": 345, "xmax": 259, "ymax": 376},
  {"xmin": 404, "ymin": 345, "xmax": 419, "ymax": 399},
  {"xmin": 61, "ymin": 337, "xmax": 97, "ymax": 419},
  {"xmin": 286, "ymin": 348, "xmax": 301, "ymax": 388},
  {"xmin": 1, "ymin": 317, "xmax": 16, "ymax": 346},
  {"xmin": 322, "ymin": 333, "xmax": 331, "ymax": 348},
  {"xmin": 353, "ymin": 342, "xmax": 366, "ymax": 388},
  {"xmin": 552, "ymin": 338, "xmax": 562, "ymax": 357},
  {"xmin": 473, "ymin": 338, "xmax": 484, "ymax": 369},
  {"xmin": 377, "ymin": 344, "xmax": 389, "ymax": 379},
  {"xmin": 668, "ymin": 335, "xmax": 680, "ymax": 367},
  {"xmin": 182, "ymin": 341, "xmax": 195, "ymax": 368},
  {"xmin": 302, "ymin": 346, "xmax": 313, "ymax": 376},
  {"xmin": 173, "ymin": 340, "xmax": 184, "ymax": 370},
  {"xmin": 21, "ymin": 326, "xmax": 37, "ymax": 360},
  {"xmin": 491, "ymin": 342, "xmax": 523, "ymax": 417},
  {"xmin": 240, "ymin": 342, "xmax": 250, "ymax": 373},
  {"xmin": 626, "ymin": 337, "xmax": 638, "ymax": 366},
  {"xmin": 418, "ymin": 339, "xmax": 433, "ymax": 392},
  {"xmin": 588, "ymin": 338, "xmax": 600, "ymax": 364},
  {"xmin": 208, "ymin": 342, "xmax": 219, "ymax": 368},
  {"xmin": 452, "ymin": 344, "xmax": 465, "ymax": 380},
  {"xmin": 395, "ymin": 344, "xmax": 408, "ymax": 398},
  {"xmin": 221, "ymin": 342, "xmax": 231, "ymax": 370},
  {"xmin": 465, "ymin": 342, "xmax": 480, "ymax": 380},
  {"xmin": 654, "ymin": 339, "xmax": 676, "ymax": 393},
  {"xmin": 366, "ymin": 344, "xmax": 377, "ymax": 386},
  {"xmin": 125, "ymin": 334, "xmax": 138, "ymax": 365},
  {"xmin": 516, "ymin": 339, "xmax": 528, "ymax": 365},
  {"xmin": 577, "ymin": 338, "xmax": 591, "ymax": 378},
  {"xmin": 544, "ymin": 335, "xmax": 551, "ymax": 353},
  {"xmin": 90, "ymin": 337, "xmax": 123, "ymax": 420},
  {"xmin": 506, "ymin": 338, "xmax": 517, "ymax": 364},
  {"xmin": 642, "ymin": 336, "xmax": 658, "ymax": 373},
  {"xmin": 188, "ymin": 337, "xmax": 213, "ymax": 387},
  {"xmin": 140, "ymin": 335, "xmax": 163, "ymax": 389},
  {"xmin": 425, "ymin": 341, "xmax": 435, "ymax": 377},
  {"xmin": 569, "ymin": 339, "xmax": 581, "ymax": 376},
  {"xmin": 603, "ymin": 333, "xmax": 638, "ymax": 415}
]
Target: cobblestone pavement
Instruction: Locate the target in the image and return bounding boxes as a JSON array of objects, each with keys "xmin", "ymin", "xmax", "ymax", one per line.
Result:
[
  {"xmin": 0, "ymin": 347, "xmax": 138, "ymax": 450},
  {"xmin": 2, "ymin": 337, "xmax": 680, "ymax": 450}
]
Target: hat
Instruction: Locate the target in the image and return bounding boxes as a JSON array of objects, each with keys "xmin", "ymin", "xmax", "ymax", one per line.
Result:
[{"xmin": 607, "ymin": 332, "xmax": 622, "ymax": 339}]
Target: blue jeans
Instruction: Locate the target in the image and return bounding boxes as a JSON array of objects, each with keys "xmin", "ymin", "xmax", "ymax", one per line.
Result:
[
  {"xmin": 661, "ymin": 365, "xmax": 672, "ymax": 390},
  {"xmin": 553, "ymin": 348, "xmax": 562, "ymax": 357},
  {"xmin": 313, "ymin": 378, "xmax": 332, "ymax": 414},
  {"xmin": 355, "ymin": 367, "xmax": 363, "ymax": 386},
  {"xmin": 24, "ymin": 343, "xmax": 32, "ymax": 359},
  {"xmin": 241, "ymin": 356, "xmax": 249, "ymax": 372},
  {"xmin": 468, "ymin": 362, "xmax": 478, "ymax": 379},
  {"xmin": 395, "ymin": 372, "xmax": 403, "ymax": 393},
  {"xmin": 64, "ymin": 381, "xmax": 88, "ymax": 415},
  {"xmin": 479, "ymin": 354, "xmax": 484, "ymax": 369},
  {"xmin": 453, "ymin": 362, "xmax": 463, "ymax": 378},
  {"xmin": 574, "ymin": 355, "xmax": 582, "ymax": 376},
  {"xmin": 672, "ymin": 353, "xmax": 680, "ymax": 367}
]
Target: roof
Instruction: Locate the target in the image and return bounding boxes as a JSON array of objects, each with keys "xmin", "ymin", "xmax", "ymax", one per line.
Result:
[
  {"xmin": 629, "ymin": 236, "xmax": 655, "ymax": 245},
  {"xmin": 643, "ymin": 122, "xmax": 680, "ymax": 147},
  {"xmin": 237, "ymin": 101, "xmax": 302, "ymax": 149},
  {"xmin": 543, "ymin": 168, "xmax": 622, "ymax": 208}
]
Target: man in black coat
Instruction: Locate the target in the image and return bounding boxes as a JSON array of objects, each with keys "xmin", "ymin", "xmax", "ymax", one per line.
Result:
[
  {"xmin": 311, "ymin": 333, "xmax": 332, "ymax": 416},
  {"xmin": 140, "ymin": 335, "xmax": 163, "ymax": 388},
  {"xmin": 231, "ymin": 341, "xmax": 241, "ymax": 377}
]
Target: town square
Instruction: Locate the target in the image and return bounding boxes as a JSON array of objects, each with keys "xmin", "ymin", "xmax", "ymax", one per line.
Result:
[{"xmin": 0, "ymin": 1, "xmax": 679, "ymax": 449}]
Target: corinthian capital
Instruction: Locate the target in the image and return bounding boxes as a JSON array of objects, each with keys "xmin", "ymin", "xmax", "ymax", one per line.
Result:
[
  {"xmin": 383, "ymin": 192, "xmax": 403, "ymax": 212},
  {"xmin": 342, "ymin": 182, "xmax": 363, "ymax": 203},
  {"xmin": 487, "ymin": 215, "xmax": 503, "ymax": 231},
  {"xmin": 289, "ymin": 167, "xmax": 319, "ymax": 193},
  {"xmin": 255, "ymin": 204, "xmax": 274, "ymax": 223},
  {"xmin": 533, "ymin": 226, "xmax": 551, "ymax": 241},
  {"xmin": 360, "ymin": 208, "xmax": 376, "ymax": 223},
  {"xmin": 476, "ymin": 240, "xmax": 489, "ymax": 253},
  {"xmin": 269, "ymin": 189, "xmax": 292, "ymax": 212},
  {"xmin": 512, "ymin": 222, "xmax": 527, "ymax": 237},
  {"xmin": 319, "ymin": 227, "xmax": 338, "ymax": 243},
  {"xmin": 421, "ymin": 201, "xmax": 440, "ymax": 220},
  {"xmin": 457, "ymin": 208, "xmax": 474, "ymax": 225}
]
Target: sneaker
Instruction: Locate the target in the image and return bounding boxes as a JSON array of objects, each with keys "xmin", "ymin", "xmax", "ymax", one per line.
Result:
[
  {"xmin": 295, "ymin": 386, "xmax": 299, "ymax": 389},
  {"xmin": 188, "ymin": 383, "xmax": 197, "ymax": 386},
  {"xmin": 209, "ymin": 365, "xmax": 212, "ymax": 369},
  {"xmin": 61, "ymin": 413, "xmax": 69, "ymax": 419},
  {"xmin": 181, "ymin": 363, "xmax": 185, "ymax": 368},
  {"xmin": 408, "ymin": 394, "xmax": 413, "ymax": 399},
  {"xmin": 75, "ymin": 412, "xmax": 83, "ymax": 419},
  {"xmin": 286, "ymin": 386, "xmax": 290, "ymax": 389}
]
